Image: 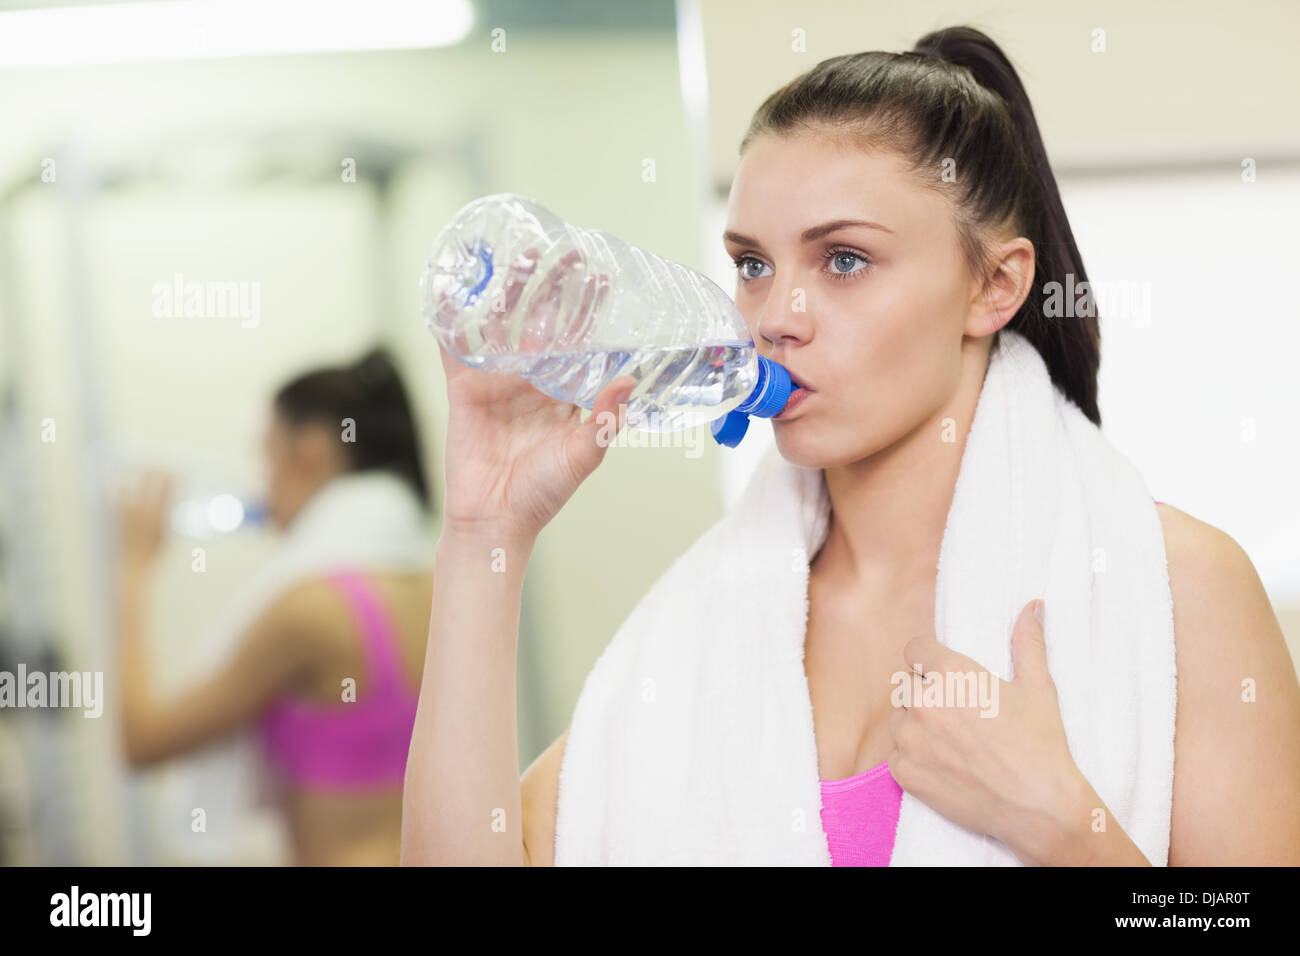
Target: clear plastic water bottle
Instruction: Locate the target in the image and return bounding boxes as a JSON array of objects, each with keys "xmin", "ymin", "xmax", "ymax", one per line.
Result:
[{"xmin": 419, "ymin": 192, "xmax": 798, "ymax": 447}]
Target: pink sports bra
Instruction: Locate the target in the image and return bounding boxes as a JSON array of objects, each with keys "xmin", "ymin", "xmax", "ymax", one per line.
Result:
[
  {"xmin": 258, "ymin": 568, "xmax": 420, "ymax": 789},
  {"xmin": 819, "ymin": 760, "xmax": 903, "ymax": 866},
  {"xmin": 819, "ymin": 495, "xmax": 1166, "ymax": 865}
]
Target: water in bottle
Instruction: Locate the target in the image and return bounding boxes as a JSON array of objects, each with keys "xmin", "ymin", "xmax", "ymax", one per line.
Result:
[{"xmin": 419, "ymin": 192, "xmax": 797, "ymax": 447}]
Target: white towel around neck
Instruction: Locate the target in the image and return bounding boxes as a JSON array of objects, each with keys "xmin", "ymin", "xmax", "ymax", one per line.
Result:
[{"xmin": 554, "ymin": 328, "xmax": 1176, "ymax": 866}]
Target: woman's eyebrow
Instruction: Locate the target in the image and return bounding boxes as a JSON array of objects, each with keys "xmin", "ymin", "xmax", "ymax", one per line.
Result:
[{"xmin": 723, "ymin": 218, "xmax": 894, "ymax": 249}]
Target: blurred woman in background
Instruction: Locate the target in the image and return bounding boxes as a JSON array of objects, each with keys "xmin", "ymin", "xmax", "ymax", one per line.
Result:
[{"xmin": 116, "ymin": 347, "xmax": 436, "ymax": 866}]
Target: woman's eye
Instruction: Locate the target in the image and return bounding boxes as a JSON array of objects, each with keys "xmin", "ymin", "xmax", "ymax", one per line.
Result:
[
  {"xmin": 826, "ymin": 250, "xmax": 869, "ymax": 277},
  {"xmin": 733, "ymin": 256, "xmax": 771, "ymax": 281},
  {"xmin": 732, "ymin": 250, "xmax": 869, "ymax": 283}
]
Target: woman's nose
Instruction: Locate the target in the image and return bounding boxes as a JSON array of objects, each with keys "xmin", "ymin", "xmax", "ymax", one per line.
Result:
[{"xmin": 753, "ymin": 281, "xmax": 811, "ymax": 348}]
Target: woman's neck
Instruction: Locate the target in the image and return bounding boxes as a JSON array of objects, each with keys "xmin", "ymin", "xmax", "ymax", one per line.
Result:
[{"xmin": 815, "ymin": 338, "xmax": 991, "ymax": 592}]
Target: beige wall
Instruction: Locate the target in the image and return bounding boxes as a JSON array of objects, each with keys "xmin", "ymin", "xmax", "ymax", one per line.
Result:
[{"xmin": 700, "ymin": 0, "xmax": 1300, "ymax": 185}]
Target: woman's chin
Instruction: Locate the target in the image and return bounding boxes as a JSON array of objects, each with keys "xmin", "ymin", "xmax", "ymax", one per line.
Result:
[
  {"xmin": 773, "ymin": 428, "xmax": 832, "ymax": 470},
  {"xmin": 775, "ymin": 422, "xmax": 875, "ymax": 471}
]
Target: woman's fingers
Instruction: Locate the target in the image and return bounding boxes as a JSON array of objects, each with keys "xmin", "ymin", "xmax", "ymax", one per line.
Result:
[
  {"xmin": 133, "ymin": 469, "xmax": 174, "ymax": 514},
  {"xmin": 568, "ymin": 375, "xmax": 636, "ymax": 477},
  {"xmin": 597, "ymin": 374, "xmax": 637, "ymax": 439}
]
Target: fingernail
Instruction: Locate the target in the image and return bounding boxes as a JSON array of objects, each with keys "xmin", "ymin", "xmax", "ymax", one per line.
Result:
[{"xmin": 1033, "ymin": 599, "xmax": 1044, "ymax": 626}]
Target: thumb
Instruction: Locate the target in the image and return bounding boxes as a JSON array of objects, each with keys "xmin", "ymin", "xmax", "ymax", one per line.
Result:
[
  {"xmin": 1010, "ymin": 598, "xmax": 1052, "ymax": 686},
  {"xmin": 570, "ymin": 375, "xmax": 636, "ymax": 471}
]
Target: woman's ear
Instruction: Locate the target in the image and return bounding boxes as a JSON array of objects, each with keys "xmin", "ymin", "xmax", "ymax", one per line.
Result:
[{"xmin": 966, "ymin": 237, "xmax": 1035, "ymax": 337}]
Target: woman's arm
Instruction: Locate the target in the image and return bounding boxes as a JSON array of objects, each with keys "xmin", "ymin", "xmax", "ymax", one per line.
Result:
[
  {"xmin": 117, "ymin": 566, "xmax": 320, "ymax": 767},
  {"xmin": 1157, "ymin": 504, "xmax": 1300, "ymax": 864},
  {"xmin": 397, "ymin": 335, "xmax": 635, "ymax": 866},
  {"xmin": 400, "ymin": 528, "xmax": 535, "ymax": 866},
  {"xmin": 114, "ymin": 470, "xmax": 319, "ymax": 766}
]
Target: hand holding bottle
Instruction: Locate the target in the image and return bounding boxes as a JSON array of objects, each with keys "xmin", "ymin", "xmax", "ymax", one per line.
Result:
[{"xmin": 438, "ymin": 339, "xmax": 636, "ymax": 543}]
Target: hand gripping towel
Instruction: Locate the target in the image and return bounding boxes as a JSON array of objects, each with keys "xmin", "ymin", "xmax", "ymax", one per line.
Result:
[{"xmin": 553, "ymin": 328, "xmax": 1176, "ymax": 866}]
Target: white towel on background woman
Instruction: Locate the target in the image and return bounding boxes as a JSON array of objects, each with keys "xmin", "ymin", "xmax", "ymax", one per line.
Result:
[{"xmin": 554, "ymin": 328, "xmax": 1176, "ymax": 866}]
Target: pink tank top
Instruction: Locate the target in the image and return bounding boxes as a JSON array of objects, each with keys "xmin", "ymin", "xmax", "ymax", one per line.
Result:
[
  {"xmin": 819, "ymin": 760, "xmax": 903, "ymax": 865},
  {"xmin": 258, "ymin": 569, "xmax": 420, "ymax": 789},
  {"xmin": 818, "ymin": 497, "xmax": 1167, "ymax": 864}
]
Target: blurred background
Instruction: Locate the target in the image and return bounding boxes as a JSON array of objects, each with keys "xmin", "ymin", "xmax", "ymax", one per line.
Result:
[{"xmin": 0, "ymin": 0, "xmax": 1296, "ymax": 864}]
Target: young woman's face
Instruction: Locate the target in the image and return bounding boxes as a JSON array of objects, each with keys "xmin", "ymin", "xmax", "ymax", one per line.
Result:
[
  {"xmin": 262, "ymin": 410, "xmax": 340, "ymax": 530},
  {"xmin": 724, "ymin": 131, "xmax": 982, "ymax": 469}
]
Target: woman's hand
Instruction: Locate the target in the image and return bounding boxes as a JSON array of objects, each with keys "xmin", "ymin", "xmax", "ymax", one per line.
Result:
[
  {"xmin": 885, "ymin": 599, "xmax": 1097, "ymax": 865},
  {"xmin": 437, "ymin": 340, "xmax": 637, "ymax": 543},
  {"xmin": 116, "ymin": 469, "xmax": 176, "ymax": 571}
]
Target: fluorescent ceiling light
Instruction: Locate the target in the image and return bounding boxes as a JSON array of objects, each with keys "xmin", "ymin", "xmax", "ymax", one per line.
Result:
[{"xmin": 0, "ymin": 0, "xmax": 475, "ymax": 69}]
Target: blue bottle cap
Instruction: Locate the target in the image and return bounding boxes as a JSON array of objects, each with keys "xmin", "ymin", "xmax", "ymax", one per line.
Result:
[
  {"xmin": 742, "ymin": 356, "xmax": 796, "ymax": 417},
  {"xmin": 709, "ymin": 356, "xmax": 800, "ymax": 448},
  {"xmin": 710, "ymin": 409, "xmax": 751, "ymax": 447}
]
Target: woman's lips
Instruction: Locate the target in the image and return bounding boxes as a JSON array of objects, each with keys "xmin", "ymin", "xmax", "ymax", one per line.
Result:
[
  {"xmin": 773, "ymin": 386, "xmax": 813, "ymax": 420},
  {"xmin": 787, "ymin": 370, "xmax": 814, "ymax": 391}
]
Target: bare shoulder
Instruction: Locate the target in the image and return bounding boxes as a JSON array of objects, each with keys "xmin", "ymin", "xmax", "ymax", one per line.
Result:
[
  {"xmin": 1155, "ymin": 503, "xmax": 1300, "ymax": 863},
  {"xmin": 1154, "ymin": 502, "xmax": 1284, "ymax": 655},
  {"xmin": 1156, "ymin": 502, "xmax": 1251, "ymax": 580},
  {"xmin": 251, "ymin": 578, "xmax": 367, "ymax": 693},
  {"xmin": 262, "ymin": 577, "xmax": 352, "ymax": 645},
  {"xmin": 1155, "ymin": 501, "xmax": 1293, "ymax": 686},
  {"xmin": 521, "ymin": 727, "xmax": 569, "ymax": 867}
]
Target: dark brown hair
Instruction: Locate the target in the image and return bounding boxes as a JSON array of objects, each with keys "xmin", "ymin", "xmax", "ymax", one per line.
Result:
[
  {"xmin": 274, "ymin": 347, "xmax": 434, "ymax": 511},
  {"xmin": 741, "ymin": 25, "xmax": 1102, "ymax": 425}
]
